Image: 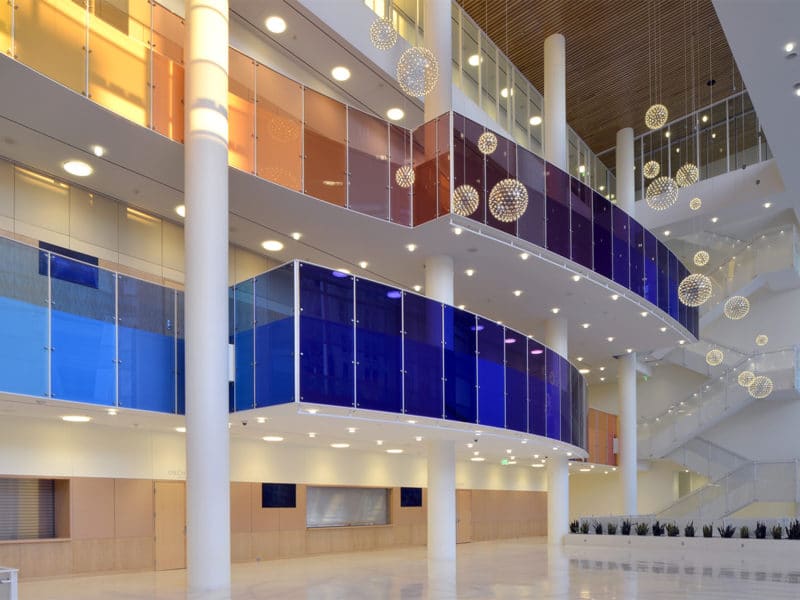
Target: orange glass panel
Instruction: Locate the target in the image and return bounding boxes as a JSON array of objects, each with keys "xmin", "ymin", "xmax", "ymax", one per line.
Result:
[
  {"xmin": 228, "ymin": 48, "xmax": 255, "ymax": 173},
  {"xmin": 88, "ymin": 2, "xmax": 150, "ymax": 126},
  {"xmin": 303, "ymin": 89, "xmax": 346, "ymax": 206},
  {"xmin": 255, "ymin": 64, "xmax": 302, "ymax": 191},
  {"xmin": 0, "ymin": 0, "xmax": 11, "ymax": 56},
  {"xmin": 152, "ymin": 5, "xmax": 184, "ymax": 142},
  {"xmin": 15, "ymin": 0, "xmax": 87, "ymax": 94}
]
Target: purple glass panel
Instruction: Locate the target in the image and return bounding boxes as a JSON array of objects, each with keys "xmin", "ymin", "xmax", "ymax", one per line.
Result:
[
  {"xmin": 517, "ymin": 147, "xmax": 546, "ymax": 248},
  {"xmin": 460, "ymin": 116, "xmax": 486, "ymax": 224},
  {"xmin": 485, "ymin": 130, "xmax": 517, "ymax": 235},
  {"xmin": 612, "ymin": 206, "xmax": 630, "ymax": 288},
  {"xmin": 591, "ymin": 192, "xmax": 612, "ymax": 279},
  {"xmin": 669, "ymin": 253, "xmax": 680, "ymax": 320},
  {"xmin": 477, "ymin": 318, "xmax": 505, "ymax": 428},
  {"xmin": 528, "ymin": 340, "xmax": 546, "ymax": 435},
  {"xmin": 505, "ymin": 329, "xmax": 527, "ymax": 433},
  {"xmin": 657, "ymin": 240, "xmax": 669, "ymax": 314},
  {"xmin": 403, "ymin": 292, "xmax": 443, "ymax": 419},
  {"xmin": 412, "ymin": 120, "xmax": 438, "ymax": 226},
  {"xmin": 643, "ymin": 231, "xmax": 658, "ymax": 306},
  {"xmin": 437, "ymin": 115, "xmax": 450, "ymax": 217},
  {"xmin": 546, "ymin": 164, "xmax": 570, "ymax": 258},
  {"xmin": 560, "ymin": 361, "xmax": 571, "ymax": 444},
  {"xmin": 629, "ymin": 220, "xmax": 645, "ymax": 296},
  {"xmin": 348, "ymin": 108, "xmax": 390, "ymax": 220},
  {"xmin": 545, "ymin": 349, "xmax": 561, "ymax": 439},
  {"xmin": 389, "ymin": 124, "xmax": 412, "ymax": 226},
  {"xmin": 569, "ymin": 178, "xmax": 593, "ymax": 269},
  {"xmin": 678, "ymin": 261, "xmax": 689, "ymax": 327},
  {"xmin": 443, "ymin": 306, "xmax": 477, "ymax": 424}
]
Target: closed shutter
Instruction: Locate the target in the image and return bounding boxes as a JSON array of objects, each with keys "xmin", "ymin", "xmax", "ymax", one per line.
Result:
[{"xmin": 0, "ymin": 479, "xmax": 55, "ymax": 541}]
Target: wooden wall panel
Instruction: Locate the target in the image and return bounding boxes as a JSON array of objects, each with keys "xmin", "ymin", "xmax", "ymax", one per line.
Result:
[
  {"xmin": 250, "ymin": 483, "xmax": 280, "ymax": 532},
  {"xmin": 71, "ymin": 478, "xmax": 115, "ymax": 540},
  {"xmin": 251, "ymin": 531, "xmax": 280, "ymax": 561},
  {"xmin": 278, "ymin": 484, "xmax": 306, "ymax": 531},
  {"xmin": 114, "ymin": 479, "xmax": 154, "ymax": 538},
  {"xmin": 230, "ymin": 482, "xmax": 252, "ymax": 534},
  {"xmin": 72, "ymin": 538, "xmax": 116, "ymax": 573},
  {"xmin": 231, "ymin": 532, "xmax": 252, "ymax": 563},
  {"xmin": 54, "ymin": 479, "xmax": 70, "ymax": 538},
  {"xmin": 588, "ymin": 408, "xmax": 618, "ymax": 466},
  {"xmin": 18, "ymin": 541, "xmax": 72, "ymax": 578},
  {"xmin": 114, "ymin": 537, "xmax": 154, "ymax": 571}
]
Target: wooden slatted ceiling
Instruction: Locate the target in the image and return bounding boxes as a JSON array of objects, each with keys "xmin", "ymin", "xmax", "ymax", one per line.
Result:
[{"xmin": 457, "ymin": 0, "xmax": 741, "ymax": 155}]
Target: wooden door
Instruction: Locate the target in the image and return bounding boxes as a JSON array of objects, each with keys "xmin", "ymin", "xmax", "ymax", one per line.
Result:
[
  {"xmin": 456, "ymin": 489, "xmax": 472, "ymax": 544},
  {"xmin": 154, "ymin": 481, "xmax": 186, "ymax": 570}
]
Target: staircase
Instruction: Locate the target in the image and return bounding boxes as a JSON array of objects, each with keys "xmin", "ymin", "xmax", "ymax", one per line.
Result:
[{"xmin": 666, "ymin": 437, "xmax": 749, "ymax": 481}]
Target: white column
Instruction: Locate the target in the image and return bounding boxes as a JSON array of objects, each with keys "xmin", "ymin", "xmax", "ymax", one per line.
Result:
[
  {"xmin": 544, "ymin": 316, "xmax": 568, "ymax": 357},
  {"xmin": 184, "ymin": 0, "xmax": 230, "ymax": 594},
  {"xmin": 544, "ymin": 33, "xmax": 567, "ymax": 171},
  {"xmin": 616, "ymin": 127, "xmax": 635, "ymax": 215},
  {"xmin": 547, "ymin": 454, "xmax": 569, "ymax": 545},
  {"xmin": 427, "ymin": 439, "xmax": 456, "ymax": 562},
  {"xmin": 423, "ymin": 0, "xmax": 452, "ymax": 122},
  {"xmin": 618, "ymin": 352, "xmax": 637, "ymax": 516},
  {"xmin": 424, "ymin": 255, "xmax": 454, "ymax": 305}
]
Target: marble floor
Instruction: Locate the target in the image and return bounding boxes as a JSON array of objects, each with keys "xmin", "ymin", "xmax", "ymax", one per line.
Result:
[{"xmin": 17, "ymin": 537, "xmax": 800, "ymax": 599}]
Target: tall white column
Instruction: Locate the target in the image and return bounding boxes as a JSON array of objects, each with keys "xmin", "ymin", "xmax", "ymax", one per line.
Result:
[
  {"xmin": 616, "ymin": 127, "xmax": 635, "ymax": 215},
  {"xmin": 184, "ymin": 0, "xmax": 230, "ymax": 593},
  {"xmin": 547, "ymin": 454, "xmax": 569, "ymax": 545},
  {"xmin": 618, "ymin": 352, "xmax": 637, "ymax": 516},
  {"xmin": 423, "ymin": 0, "xmax": 452, "ymax": 122},
  {"xmin": 424, "ymin": 255, "xmax": 454, "ymax": 305},
  {"xmin": 544, "ymin": 33, "xmax": 567, "ymax": 171},
  {"xmin": 544, "ymin": 316, "xmax": 568, "ymax": 357},
  {"xmin": 427, "ymin": 439, "xmax": 456, "ymax": 562}
]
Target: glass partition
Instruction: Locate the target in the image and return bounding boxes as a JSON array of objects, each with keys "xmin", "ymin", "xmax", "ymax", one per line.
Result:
[
  {"xmin": 304, "ymin": 90, "xmax": 347, "ymax": 207},
  {"xmin": 151, "ymin": 5, "xmax": 184, "ymax": 142},
  {"xmin": 228, "ymin": 49, "xmax": 256, "ymax": 174},
  {"xmin": 254, "ymin": 264, "xmax": 294, "ymax": 408},
  {"xmin": 403, "ymin": 292, "xmax": 444, "ymax": 419},
  {"xmin": 233, "ymin": 278, "xmax": 255, "ymax": 411},
  {"xmin": 348, "ymin": 109, "xmax": 390, "ymax": 220},
  {"xmin": 477, "ymin": 317, "xmax": 505, "ymax": 428},
  {"xmin": 443, "ymin": 305, "xmax": 477, "ymax": 423}
]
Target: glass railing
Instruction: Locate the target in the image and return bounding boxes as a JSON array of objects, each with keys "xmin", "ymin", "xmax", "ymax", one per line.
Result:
[
  {"xmin": 230, "ymin": 260, "xmax": 588, "ymax": 450},
  {"xmin": 666, "ymin": 437, "xmax": 748, "ymax": 481},
  {"xmin": 454, "ymin": 112, "xmax": 699, "ymax": 337}
]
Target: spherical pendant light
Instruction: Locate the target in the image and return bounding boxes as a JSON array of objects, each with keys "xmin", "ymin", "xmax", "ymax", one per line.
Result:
[
  {"xmin": 645, "ymin": 103, "xmax": 669, "ymax": 130},
  {"xmin": 678, "ymin": 273, "xmax": 713, "ymax": 307},
  {"xmin": 705, "ymin": 348, "xmax": 724, "ymax": 366},
  {"xmin": 395, "ymin": 165, "xmax": 415, "ymax": 188},
  {"xmin": 452, "ymin": 184, "xmax": 480, "ymax": 217},
  {"xmin": 488, "ymin": 179, "xmax": 528, "ymax": 222},
  {"xmin": 693, "ymin": 250, "xmax": 710, "ymax": 266},
  {"xmin": 676, "ymin": 162, "xmax": 700, "ymax": 187},
  {"xmin": 723, "ymin": 295, "xmax": 750, "ymax": 320},
  {"xmin": 643, "ymin": 160, "xmax": 661, "ymax": 179},
  {"xmin": 737, "ymin": 370, "xmax": 755, "ymax": 387},
  {"xmin": 645, "ymin": 176, "xmax": 679, "ymax": 211},
  {"xmin": 748, "ymin": 376, "xmax": 773, "ymax": 399},
  {"xmin": 369, "ymin": 17, "xmax": 398, "ymax": 51},
  {"xmin": 689, "ymin": 197, "xmax": 702, "ymax": 211},
  {"xmin": 397, "ymin": 47, "xmax": 439, "ymax": 97},
  {"xmin": 755, "ymin": 334, "xmax": 769, "ymax": 347},
  {"xmin": 477, "ymin": 131, "xmax": 498, "ymax": 155}
]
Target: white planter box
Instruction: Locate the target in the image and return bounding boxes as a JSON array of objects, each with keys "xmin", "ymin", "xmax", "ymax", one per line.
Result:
[{"xmin": 565, "ymin": 533, "xmax": 798, "ymax": 556}]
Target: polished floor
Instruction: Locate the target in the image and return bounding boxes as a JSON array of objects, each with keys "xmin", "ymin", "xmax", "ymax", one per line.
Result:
[{"xmin": 18, "ymin": 537, "xmax": 800, "ymax": 599}]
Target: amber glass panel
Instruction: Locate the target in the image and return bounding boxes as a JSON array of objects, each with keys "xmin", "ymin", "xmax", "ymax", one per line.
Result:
[
  {"xmin": 88, "ymin": 2, "xmax": 150, "ymax": 127},
  {"xmin": 348, "ymin": 108, "xmax": 389, "ymax": 220},
  {"xmin": 304, "ymin": 89, "xmax": 346, "ymax": 206},
  {"xmin": 436, "ymin": 115, "xmax": 450, "ymax": 216},
  {"xmin": 389, "ymin": 124, "xmax": 412, "ymax": 226},
  {"xmin": 256, "ymin": 65, "xmax": 302, "ymax": 191},
  {"xmin": 15, "ymin": 0, "xmax": 87, "ymax": 94},
  {"xmin": 152, "ymin": 5, "xmax": 184, "ymax": 142},
  {"xmin": 228, "ymin": 49, "xmax": 255, "ymax": 173},
  {"xmin": 0, "ymin": 0, "xmax": 11, "ymax": 56},
  {"xmin": 412, "ymin": 119, "xmax": 438, "ymax": 226}
]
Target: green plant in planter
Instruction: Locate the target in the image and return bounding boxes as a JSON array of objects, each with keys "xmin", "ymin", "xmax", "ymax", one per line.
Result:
[
  {"xmin": 593, "ymin": 521, "xmax": 603, "ymax": 535},
  {"xmin": 717, "ymin": 523, "xmax": 736, "ymax": 538},
  {"xmin": 635, "ymin": 522, "xmax": 649, "ymax": 536},
  {"xmin": 755, "ymin": 522, "xmax": 767, "ymax": 539},
  {"xmin": 740, "ymin": 525, "xmax": 750, "ymax": 539},
  {"xmin": 772, "ymin": 525, "xmax": 783, "ymax": 539},
  {"xmin": 684, "ymin": 521, "xmax": 695, "ymax": 538},
  {"xmin": 702, "ymin": 524, "xmax": 713, "ymax": 538},
  {"xmin": 666, "ymin": 523, "xmax": 680, "ymax": 537},
  {"xmin": 607, "ymin": 522, "xmax": 617, "ymax": 535},
  {"xmin": 621, "ymin": 519, "xmax": 632, "ymax": 535},
  {"xmin": 580, "ymin": 521, "xmax": 590, "ymax": 534},
  {"xmin": 785, "ymin": 520, "xmax": 800, "ymax": 540},
  {"xmin": 570, "ymin": 520, "xmax": 580, "ymax": 534},
  {"xmin": 652, "ymin": 521, "xmax": 665, "ymax": 536}
]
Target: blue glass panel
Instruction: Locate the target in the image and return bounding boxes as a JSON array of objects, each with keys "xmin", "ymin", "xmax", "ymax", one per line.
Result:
[
  {"xmin": 51, "ymin": 260, "xmax": 115, "ymax": 405},
  {"xmin": 477, "ymin": 317, "xmax": 504, "ymax": 428},
  {"xmin": 690, "ymin": 305, "xmax": 699, "ymax": 337},
  {"xmin": 228, "ymin": 286, "xmax": 235, "ymax": 412},
  {"xmin": 443, "ymin": 306, "xmax": 477, "ymax": 423},
  {"xmin": 118, "ymin": 277, "xmax": 176, "ymax": 413},
  {"xmin": 255, "ymin": 264, "xmax": 295, "ymax": 407},
  {"xmin": 517, "ymin": 147, "xmax": 546, "ymax": 248},
  {"xmin": 485, "ymin": 134, "xmax": 517, "ymax": 235},
  {"xmin": 176, "ymin": 291, "xmax": 185, "ymax": 415},
  {"xmin": 570, "ymin": 365, "xmax": 583, "ymax": 447},
  {"xmin": 657, "ymin": 241, "xmax": 670, "ymax": 314},
  {"xmin": 669, "ymin": 253, "xmax": 680, "ymax": 320},
  {"xmin": 403, "ymin": 292, "xmax": 443, "ymax": 419},
  {"xmin": 504, "ymin": 329, "xmax": 527, "ymax": 433},
  {"xmin": 356, "ymin": 278, "xmax": 402, "ymax": 413},
  {"xmin": 678, "ymin": 262, "xmax": 689, "ymax": 328},
  {"xmin": 546, "ymin": 165, "xmax": 570, "ymax": 258},
  {"xmin": 528, "ymin": 341, "xmax": 546, "ymax": 436},
  {"xmin": 545, "ymin": 349, "xmax": 561, "ymax": 439},
  {"xmin": 298, "ymin": 263, "xmax": 353, "ymax": 407},
  {"xmin": 629, "ymin": 220, "xmax": 645, "ymax": 297},
  {"xmin": 643, "ymin": 231, "xmax": 658, "ymax": 306},
  {"xmin": 233, "ymin": 279, "xmax": 254, "ymax": 411},
  {"xmin": 560, "ymin": 359, "xmax": 571, "ymax": 444},
  {"xmin": 569, "ymin": 178, "xmax": 593, "ymax": 269},
  {"xmin": 612, "ymin": 206, "xmax": 630, "ymax": 288},
  {"xmin": 591, "ymin": 192, "xmax": 612, "ymax": 280},
  {"xmin": 0, "ymin": 238, "xmax": 48, "ymax": 397}
]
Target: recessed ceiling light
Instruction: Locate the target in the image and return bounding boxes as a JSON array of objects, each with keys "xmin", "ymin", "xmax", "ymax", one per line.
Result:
[
  {"xmin": 406, "ymin": 243, "xmax": 417, "ymax": 252},
  {"xmin": 665, "ymin": 131, "xmax": 671, "ymax": 138},
  {"xmin": 659, "ymin": 326, "xmax": 667, "ymax": 332},
  {"xmin": 578, "ymin": 165, "xmax": 586, "ymax": 174},
  {"xmin": 107, "ymin": 409, "xmax": 117, "ymax": 416},
  {"xmin": 571, "ymin": 274, "xmax": 581, "ymax": 282},
  {"xmin": 519, "ymin": 252, "xmax": 529, "ymax": 260},
  {"xmin": 610, "ymin": 294, "xmax": 619, "ymax": 301},
  {"xmin": 386, "ymin": 448, "xmax": 403, "ymax": 454},
  {"xmin": 308, "ymin": 432, "xmax": 316, "ymax": 438},
  {"xmin": 465, "ymin": 268, "xmax": 475, "ymax": 277},
  {"xmin": 513, "ymin": 289, "xmax": 523, "ymax": 297},
  {"xmin": 91, "ymin": 145, "xmax": 106, "ymax": 157},
  {"xmin": 386, "ymin": 107, "xmax": 405, "ymax": 121},
  {"xmin": 415, "ymin": 436, "xmax": 423, "ymax": 442},
  {"xmin": 470, "ymin": 457, "xmax": 485, "ymax": 462},
  {"xmin": 626, "ymin": 348, "xmax": 633, "ymax": 353},
  {"xmin": 531, "ymin": 463, "xmax": 544, "ymax": 468},
  {"xmin": 347, "ymin": 427, "xmax": 357, "ymax": 434},
  {"xmin": 786, "ymin": 42, "xmax": 796, "ymax": 53},
  {"xmin": 261, "ymin": 240, "xmax": 284, "ymax": 252},
  {"xmin": 579, "ymin": 467, "xmax": 591, "ymax": 472},
  {"xmin": 663, "ymin": 230, "xmax": 671, "ymax": 236},
  {"xmin": 521, "ymin": 439, "xmax": 527, "ymax": 444},
  {"xmin": 63, "ymin": 160, "xmax": 92, "ymax": 177},
  {"xmin": 599, "ymin": 185, "xmax": 605, "ymax": 191},
  {"xmin": 579, "ymin": 368, "xmax": 590, "ymax": 375},
  {"xmin": 413, "ymin": 285, "xmax": 422, "ymax": 292},
  {"xmin": 406, "ymin": 419, "xmax": 417, "ymax": 424},
  {"xmin": 701, "ymin": 115, "xmax": 708, "ymax": 123},
  {"xmin": 500, "ymin": 87, "xmax": 512, "ymax": 98},
  {"xmin": 62, "ymin": 415, "xmax": 91, "ymax": 423},
  {"xmin": 331, "ymin": 66, "xmax": 351, "ymax": 81},
  {"xmin": 262, "ymin": 435, "xmax": 284, "ymax": 442},
  {"xmin": 551, "ymin": 307, "xmax": 560, "ymax": 314},
  {"xmin": 763, "ymin": 202, "xmax": 772, "ymax": 208},
  {"xmin": 552, "ymin": 446, "xmax": 558, "ymax": 451},
  {"xmin": 600, "ymin": 377, "xmax": 605, "ymax": 382},
  {"xmin": 375, "ymin": 440, "xmax": 384, "ymax": 446},
  {"xmin": 795, "ymin": 84, "xmax": 800, "ymax": 97},
  {"xmin": 175, "ymin": 204, "xmax": 186, "ymax": 218},
  {"xmin": 330, "ymin": 443, "xmax": 350, "ymax": 449},
  {"xmin": 581, "ymin": 323, "xmax": 590, "ymax": 329},
  {"xmin": 640, "ymin": 311, "xmax": 648, "ymax": 317},
  {"xmin": 678, "ymin": 340, "xmax": 686, "ymax": 345},
  {"xmin": 675, "ymin": 147, "xmax": 680, "ymax": 153},
  {"xmin": 576, "ymin": 356, "xmax": 583, "ymax": 362},
  {"xmin": 529, "ymin": 115, "xmax": 542, "ymax": 126},
  {"xmin": 496, "ymin": 320, "xmax": 503, "ymax": 325},
  {"xmin": 468, "ymin": 53, "xmax": 481, "ymax": 67},
  {"xmin": 457, "ymin": 304, "xmax": 466, "ymax": 309},
  {"xmin": 607, "ymin": 337, "xmax": 614, "ymax": 342},
  {"xmin": 175, "ymin": 426, "xmax": 186, "ymax": 433},
  {"xmin": 453, "ymin": 227, "xmax": 463, "ymax": 235},
  {"xmin": 290, "ymin": 232, "xmax": 302, "ymax": 240},
  {"xmin": 711, "ymin": 217, "xmax": 719, "ymax": 223},
  {"xmin": 306, "ymin": 408, "xmax": 318, "ymax": 414},
  {"xmin": 265, "ymin": 16, "xmax": 287, "ymax": 33},
  {"xmin": 358, "ymin": 261, "xmax": 368, "ymax": 269}
]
